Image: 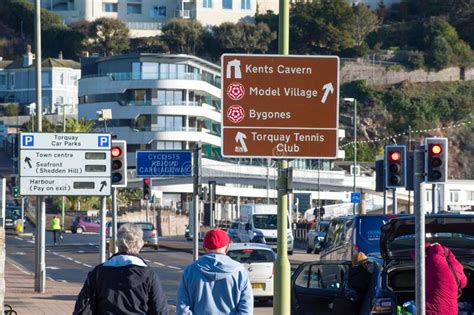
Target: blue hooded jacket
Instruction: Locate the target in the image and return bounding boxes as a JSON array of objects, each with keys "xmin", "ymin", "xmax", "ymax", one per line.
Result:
[{"xmin": 176, "ymin": 253, "xmax": 253, "ymax": 315}]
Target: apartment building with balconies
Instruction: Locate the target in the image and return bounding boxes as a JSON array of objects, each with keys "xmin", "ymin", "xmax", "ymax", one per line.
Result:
[{"xmin": 78, "ymin": 53, "xmax": 222, "ymax": 165}]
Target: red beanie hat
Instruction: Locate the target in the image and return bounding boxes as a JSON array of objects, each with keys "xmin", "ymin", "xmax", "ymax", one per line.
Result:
[{"xmin": 203, "ymin": 229, "xmax": 230, "ymax": 250}]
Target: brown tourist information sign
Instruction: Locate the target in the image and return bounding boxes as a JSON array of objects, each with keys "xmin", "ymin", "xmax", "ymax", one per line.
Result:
[{"xmin": 221, "ymin": 54, "xmax": 340, "ymax": 158}]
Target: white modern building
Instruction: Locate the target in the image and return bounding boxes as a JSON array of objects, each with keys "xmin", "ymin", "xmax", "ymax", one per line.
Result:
[
  {"xmin": 39, "ymin": 0, "xmax": 280, "ymax": 37},
  {"xmin": 0, "ymin": 50, "xmax": 80, "ymax": 115}
]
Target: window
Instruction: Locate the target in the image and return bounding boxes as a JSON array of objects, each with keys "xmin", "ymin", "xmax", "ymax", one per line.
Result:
[
  {"xmin": 42, "ymin": 72, "xmax": 51, "ymax": 87},
  {"xmin": 160, "ymin": 63, "xmax": 168, "ymax": 79},
  {"xmin": 156, "ymin": 89, "xmax": 184, "ymax": 105},
  {"xmin": 294, "ymin": 263, "xmax": 348, "ymax": 290},
  {"xmin": 159, "ymin": 6, "xmax": 166, "ymax": 16},
  {"xmin": 450, "ymin": 190, "xmax": 460, "ymax": 203},
  {"xmin": 156, "ymin": 141, "xmax": 182, "ymax": 150},
  {"xmin": 142, "ymin": 62, "xmax": 158, "ymax": 79},
  {"xmin": 203, "ymin": 0, "xmax": 212, "ymax": 8},
  {"xmin": 56, "ymin": 96, "xmax": 64, "ymax": 105},
  {"xmin": 9, "ymin": 73, "xmax": 15, "ymax": 88},
  {"xmin": 70, "ymin": 75, "xmax": 78, "ymax": 86},
  {"xmin": 127, "ymin": 3, "xmax": 141, "ymax": 14},
  {"xmin": 468, "ymin": 191, "xmax": 474, "ymax": 201},
  {"xmin": 222, "ymin": 0, "xmax": 232, "ymax": 9},
  {"xmin": 157, "ymin": 115, "xmax": 183, "ymax": 131},
  {"xmin": 241, "ymin": 0, "xmax": 250, "ymax": 9},
  {"xmin": 59, "ymin": 73, "xmax": 65, "ymax": 85},
  {"xmin": 0, "ymin": 74, "xmax": 6, "ymax": 86},
  {"xmin": 132, "ymin": 62, "xmax": 141, "ymax": 80},
  {"xmin": 103, "ymin": 2, "xmax": 118, "ymax": 12}
]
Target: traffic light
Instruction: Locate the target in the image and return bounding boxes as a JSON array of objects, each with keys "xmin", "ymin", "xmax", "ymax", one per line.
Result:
[
  {"xmin": 12, "ymin": 186, "xmax": 20, "ymax": 198},
  {"xmin": 384, "ymin": 145, "xmax": 407, "ymax": 189},
  {"xmin": 143, "ymin": 178, "xmax": 151, "ymax": 200},
  {"xmin": 425, "ymin": 138, "xmax": 448, "ymax": 183},
  {"xmin": 111, "ymin": 140, "xmax": 127, "ymax": 187}
]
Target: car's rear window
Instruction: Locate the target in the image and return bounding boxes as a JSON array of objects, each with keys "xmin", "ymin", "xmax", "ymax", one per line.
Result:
[
  {"xmin": 228, "ymin": 249, "xmax": 275, "ymax": 263},
  {"xmin": 135, "ymin": 223, "xmax": 154, "ymax": 230}
]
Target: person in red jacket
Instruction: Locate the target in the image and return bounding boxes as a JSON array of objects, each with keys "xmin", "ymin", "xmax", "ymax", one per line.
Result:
[{"xmin": 417, "ymin": 243, "xmax": 468, "ymax": 315}]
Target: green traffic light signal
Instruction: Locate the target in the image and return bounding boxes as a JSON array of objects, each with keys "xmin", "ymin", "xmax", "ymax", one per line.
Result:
[{"xmin": 12, "ymin": 186, "xmax": 20, "ymax": 198}]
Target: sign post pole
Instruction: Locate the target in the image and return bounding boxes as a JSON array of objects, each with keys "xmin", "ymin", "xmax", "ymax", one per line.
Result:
[
  {"xmin": 100, "ymin": 196, "xmax": 107, "ymax": 263},
  {"xmin": 193, "ymin": 143, "xmax": 201, "ymax": 262},
  {"xmin": 274, "ymin": 0, "xmax": 290, "ymax": 312},
  {"xmin": 112, "ymin": 187, "xmax": 117, "ymax": 254},
  {"xmin": 392, "ymin": 189, "xmax": 397, "ymax": 214},
  {"xmin": 414, "ymin": 144, "xmax": 425, "ymax": 315}
]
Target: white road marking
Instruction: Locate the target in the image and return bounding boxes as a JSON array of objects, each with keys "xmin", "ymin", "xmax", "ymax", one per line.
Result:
[
  {"xmin": 82, "ymin": 263, "xmax": 92, "ymax": 268},
  {"xmin": 46, "ymin": 266, "xmax": 60, "ymax": 270},
  {"xmin": 61, "ymin": 280, "xmax": 68, "ymax": 283},
  {"xmin": 26, "ymin": 240, "xmax": 34, "ymax": 244},
  {"xmin": 73, "ymin": 260, "xmax": 82, "ymax": 264},
  {"xmin": 166, "ymin": 265, "xmax": 181, "ymax": 270},
  {"xmin": 11, "ymin": 252, "xmax": 26, "ymax": 255},
  {"xmin": 144, "ymin": 259, "xmax": 151, "ymax": 262},
  {"xmin": 14, "ymin": 236, "xmax": 22, "ymax": 241},
  {"xmin": 65, "ymin": 257, "xmax": 74, "ymax": 261},
  {"xmin": 47, "ymin": 276, "xmax": 55, "ymax": 281},
  {"xmin": 78, "ymin": 250, "xmax": 85, "ymax": 253},
  {"xmin": 154, "ymin": 262, "xmax": 165, "ymax": 267}
]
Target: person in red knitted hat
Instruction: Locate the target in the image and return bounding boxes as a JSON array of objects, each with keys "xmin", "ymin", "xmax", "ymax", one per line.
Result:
[{"xmin": 176, "ymin": 229, "xmax": 253, "ymax": 315}]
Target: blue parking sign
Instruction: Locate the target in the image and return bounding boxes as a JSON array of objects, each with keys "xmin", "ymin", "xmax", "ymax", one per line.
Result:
[
  {"xmin": 351, "ymin": 192, "xmax": 361, "ymax": 204},
  {"xmin": 22, "ymin": 135, "xmax": 34, "ymax": 147},
  {"xmin": 98, "ymin": 136, "xmax": 110, "ymax": 148}
]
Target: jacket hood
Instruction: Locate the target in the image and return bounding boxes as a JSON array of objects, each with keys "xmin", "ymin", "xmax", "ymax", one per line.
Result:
[
  {"xmin": 103, "ymin": 254, "xmax": 147, "ymax": 267},
  {"xmin": 194, "ymin": 253, "xmax": 243, "ymax": 281}
]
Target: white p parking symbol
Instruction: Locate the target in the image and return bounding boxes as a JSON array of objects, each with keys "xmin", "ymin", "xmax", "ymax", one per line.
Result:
[{"xmin": 98, "ymin": 136, "xmax": 109, "ymax": 148}]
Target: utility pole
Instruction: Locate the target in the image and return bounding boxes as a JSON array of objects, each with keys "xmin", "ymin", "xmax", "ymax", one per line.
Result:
[
  {"xmin": 274, "ymin": 0, "xmax": 291, "ymax": 312},
  {"xmin": 34, "ymin": 0, "xmax": 44, "ymax": 292},
  {"xmin": 353, "ymin": 100, "xmax": 357, "ymax": 215},
  {"xmin": 192, "ymin": 142, "xmax": 201, "ymax": 261}
]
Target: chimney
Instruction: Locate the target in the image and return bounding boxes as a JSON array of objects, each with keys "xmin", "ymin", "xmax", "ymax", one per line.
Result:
[
  {"xmin": 58, "ymin": 51, "xmax": 63, "ymax": 60},
  {"xmin": 23, "ymin": 45, "xmax": 34, "ymax": 67},
  {"xmin": 82, "ymin": 51, "xmax": 90, "ymax": 57}
]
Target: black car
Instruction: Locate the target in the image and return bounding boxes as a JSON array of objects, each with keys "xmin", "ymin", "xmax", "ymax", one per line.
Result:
[{"xmin": 292, "ymin": 214, "xmax": 474, "ymax": 315}]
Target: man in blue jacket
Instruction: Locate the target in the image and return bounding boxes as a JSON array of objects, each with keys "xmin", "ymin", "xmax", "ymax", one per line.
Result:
[{"xmin": 177, "ymin": 229, "xmax": 253, "ymax": 315}]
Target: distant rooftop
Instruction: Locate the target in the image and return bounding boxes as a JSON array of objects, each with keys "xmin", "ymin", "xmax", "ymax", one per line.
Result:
[{"xmin": 5, "ymin": 57, "xmax": 80, "ymax": 70}]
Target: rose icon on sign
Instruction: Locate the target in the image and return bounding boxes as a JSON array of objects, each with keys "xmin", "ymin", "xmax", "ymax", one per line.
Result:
[
  {"xmin": 227, "ymin": 82, "xmax": 245, "ymax": 101},
  {"xmin": 227, "ymin": 105, "xmax": 245, "ymax": 123}
]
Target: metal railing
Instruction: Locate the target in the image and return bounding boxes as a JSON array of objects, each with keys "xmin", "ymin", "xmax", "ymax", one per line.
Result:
[{"xmin": 126, "ymin": 22, "xmax": 163, "ymax": 30}]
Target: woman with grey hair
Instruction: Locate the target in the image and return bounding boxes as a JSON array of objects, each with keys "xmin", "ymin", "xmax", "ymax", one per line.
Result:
[{"xmin": 74, "ymin": 223, "xmax": 169, "ymax": 315}]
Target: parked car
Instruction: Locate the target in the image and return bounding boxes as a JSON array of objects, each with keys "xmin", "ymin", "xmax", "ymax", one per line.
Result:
[
  {"xmin": 319, "ymin": 215, "xmax": 401, "ymax": 261},
  {"xmin": 291, "ymin": 214, "xmax": 474, "ymax": 315},
  {"xmin": 106, "ymin": 221, "xmax": 159, "ymax": 250},
  {"xmin": 227, "ymin": 243, "xmax": 276, "ymax": 301},
  {"xmin": 184, "ymin": 225, "xmax": 191, "ymax": 240},
  {"xmin": 227, "ymin": 221, "xmax": 239, "ymax": 242},
  {"xmin": 306, "ymin": 220, "xmax": 330, "ymax": 254},
  {"xmin": 71, "ymin": 215, "xmax": 100, "ymax": 233}
]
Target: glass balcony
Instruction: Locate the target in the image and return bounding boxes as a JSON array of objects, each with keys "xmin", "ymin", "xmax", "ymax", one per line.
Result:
[{"xmin": 82, "ymin": 71, "xmax": 220, "ymax": 88}]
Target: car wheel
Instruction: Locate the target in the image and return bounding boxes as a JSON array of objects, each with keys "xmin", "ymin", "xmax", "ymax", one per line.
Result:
[
  {"xmin": 306, "ymin": 247, "xmax": 312, "ymax": 254},
  {"xmin": 76, "ymin": 227, "xmax": 84, "ymax": 234},
  {"xmin": 288, "ymin": 250, "xmax": 293, "ymax": 255},
  {"xmin": 154, "ymin": 245, "xmax": 159, "ymax": 250}
]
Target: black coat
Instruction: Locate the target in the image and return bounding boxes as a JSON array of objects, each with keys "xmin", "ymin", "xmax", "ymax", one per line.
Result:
[{"xmin": 74, "ymin": 254, "xmax": 169, "ymax": 315}]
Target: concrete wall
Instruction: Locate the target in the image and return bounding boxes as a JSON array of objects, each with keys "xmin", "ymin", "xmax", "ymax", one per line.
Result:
[
  {"xmin": 341, "ymin": 62, "xmax": 474, "ymax": 86},
  {"xmin": 157, "ymin": 210, "xmax": 188, "ymax": 236}
]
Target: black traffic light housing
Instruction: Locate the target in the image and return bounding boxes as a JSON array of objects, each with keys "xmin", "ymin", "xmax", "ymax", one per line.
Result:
[
  {"xmin": 143, "ymin": 178, "xmax": 152, "ymax": 200},
  {"xmin": 425, "ymin": 138, "xmax": 448, "ymax": 183},
  {"xmin": 111, "ymin": 140, "xmax": 127, "ymax": 187},
  {"xmin": 384, "ymin": 145, "xmax": 407, "ymax": 189}
]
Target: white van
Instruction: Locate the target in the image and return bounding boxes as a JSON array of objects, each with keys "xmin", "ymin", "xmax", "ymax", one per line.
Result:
[{"xmin": 237, "ymin": 204, "xmax": 294, "ymax": 255}]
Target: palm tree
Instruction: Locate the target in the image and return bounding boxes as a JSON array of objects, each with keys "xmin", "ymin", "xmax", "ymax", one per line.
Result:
[{"xmin": 65, "ymin": 117, "xmax": 94, "ymax": 132}]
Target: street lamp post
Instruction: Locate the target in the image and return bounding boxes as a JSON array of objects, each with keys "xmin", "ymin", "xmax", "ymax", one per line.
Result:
[
  {"xmin": 56, "ymin": 103, "xmax": 72, "ymax": 229},
  {"xmin": 344, "ymin": 98, "xmax": 357, "ymax": 215}
]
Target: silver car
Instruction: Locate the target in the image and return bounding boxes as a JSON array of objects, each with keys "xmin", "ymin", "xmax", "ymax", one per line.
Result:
[
  {"xmin": 227, "ymin": 221, "xmax": 239, "ymax": 242},
  {"xmin": 306, "ymin": 221, "xmax": 330, "ymax": 254}
]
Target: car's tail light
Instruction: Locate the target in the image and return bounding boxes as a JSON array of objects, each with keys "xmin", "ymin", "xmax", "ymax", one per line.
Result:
[
  {"xmin": 372, "ymin": 298, "xmax": 393, "ymax": 313},
  {"xmin": 151, "ymin": 229, "xmax": 157, "ymax": 237},
  {"xmin": 354, "ymin": 244, "xmax": 359, "ymax": 253}
]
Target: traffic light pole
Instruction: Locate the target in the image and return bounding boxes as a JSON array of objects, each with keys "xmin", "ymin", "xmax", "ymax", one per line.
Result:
[
  {"xmin": 414, "ymin": 144, "xmax": 425, "ymax": 315},
  {"xmin": 192, "ymin": 143, "xmax": 201, "ymax": 262},
  {"xmin": 111, "ymin": 187, "xmax": 117, "ymax": 253},
  {"xmin": 431, "ymin": 184, "xmax": 436, "ymax": 214},
  {"xmin": 383, "ymin": 189, "xmax": 387, "ymax": 214},
  {"xmin": 392, "ymin": 189, "xmax": 397, "ymax": 214},
  {"xmin": 145, "ymin": 199, "xmax": 149, "ymax": 223}
]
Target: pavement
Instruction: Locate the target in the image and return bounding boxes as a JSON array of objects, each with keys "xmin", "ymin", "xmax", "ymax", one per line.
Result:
[{"xmin": 5, "ymin": 257, "xmax": 82, "ymax": 315}]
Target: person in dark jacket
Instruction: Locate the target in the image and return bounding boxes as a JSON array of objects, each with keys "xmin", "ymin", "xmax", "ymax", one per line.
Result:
[{"xmin": 73, "ymin": 223, "xmax": 169, "ymax": 315}]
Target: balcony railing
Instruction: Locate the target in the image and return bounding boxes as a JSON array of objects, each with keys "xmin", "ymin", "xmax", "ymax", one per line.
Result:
[
  {"xmin": 83, "ymin": 71, "xmax": 220, "ymax": 88},
  {"xmin": 126, "ymin": 22, "xmax": 163, "ymax": 30},
  {"xmin": 119, "ymin": 100, "xmax": 217, "ymax": 110}
]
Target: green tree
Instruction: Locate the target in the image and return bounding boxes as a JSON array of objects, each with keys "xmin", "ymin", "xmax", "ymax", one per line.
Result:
[
  {"xmin": 161, "ymin": 19, "xmax": 203, "ymax": 54},
  {"xmin": 4, "ymin": 103, "xmax": 19, "ymax": 116},
  {"xmin": 43, "ymin": 24, "xmax": 85, "ymax": 59},
  {"xmin": 22, "ymin": 117, "xmax": 58, "ymax": 132},
  {"xmin": 89, "ymin": 18, "xmax": 130, "ymax": 56},
  {"xmin": 255, "ymin": 10, "xmax": 279, "ymax": 53},
  {"xmin": 290, "ymin": 0, "xmax": 354, "ymax": 54},
  {"xmin": 65, "ymin": 118, "xmax": 94, "ymax": 132},
  {"xmin": 129, "ymin": 36, "xmax": 169, "ymax": 53},
  {"xmin": 350, "ymin": 4, "xmax": 380, "ymax": 47},
  {"xmin": 427, "ymin": 36, "xmax": 453, "ymax": 70},
  {"xmin": 211, "ymin": 22, "xmax": 275, "ymax": 56},
  {"xmin": 344, "ymin": 143, "xmax": 376, "ymax": 162}
]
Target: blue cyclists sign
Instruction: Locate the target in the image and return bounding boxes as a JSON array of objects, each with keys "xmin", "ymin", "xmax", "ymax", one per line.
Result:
[
  {"xmin": 351, "ymin": 192, "xmax": 361, "ymax": 204},
  {"xmin": 136, "ymin": 151, "xmax": 192, "ymax": 177}
]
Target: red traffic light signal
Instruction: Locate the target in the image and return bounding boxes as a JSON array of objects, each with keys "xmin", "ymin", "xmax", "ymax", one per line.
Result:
[
  {"xmin": 385, "ymin": 145, "xmax": 406, "ymax": 189},
  {"xmin": 425, "ymin": 138, "xmax": 447, "ymax": 183},
  {"xmin": 111, "ymin": 140, "xmax": 127, "ymax": 187},
  {"xmin": 143, "ymin": 178, "xmax": 151, "ymax": 200}
]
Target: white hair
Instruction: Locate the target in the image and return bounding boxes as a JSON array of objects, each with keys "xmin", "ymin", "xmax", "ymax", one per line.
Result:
[{"xmin": 116, "ymin": 223, "xmax": 144, "ymax": 255}]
